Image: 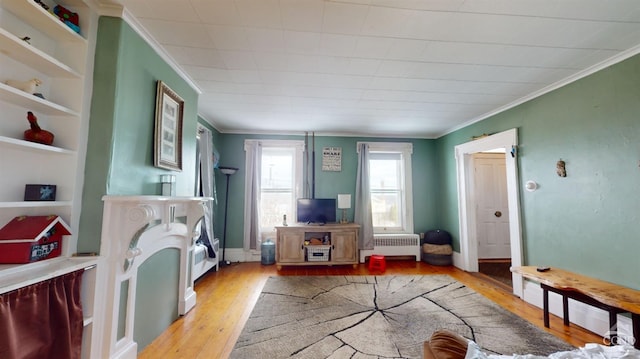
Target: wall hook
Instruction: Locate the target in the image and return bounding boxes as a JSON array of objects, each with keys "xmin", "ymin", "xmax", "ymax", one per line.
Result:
[{"xmin": 556, "ymin": 159, "xmax": 567, "ymax": 177}]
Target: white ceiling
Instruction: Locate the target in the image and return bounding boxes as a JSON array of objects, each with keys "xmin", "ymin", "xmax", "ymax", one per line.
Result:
[{"xmin": 101, "ymin": 0, "xmax": 640, "ymax": 138}]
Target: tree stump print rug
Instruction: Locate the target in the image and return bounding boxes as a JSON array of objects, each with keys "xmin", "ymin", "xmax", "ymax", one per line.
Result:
[{"xmin": 231, "ymin": 275, "xmax": 572, "ymax": 358}]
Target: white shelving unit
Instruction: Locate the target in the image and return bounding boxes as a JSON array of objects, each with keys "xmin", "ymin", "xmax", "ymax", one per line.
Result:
[
  {"xmin": 0, "ymin": 0, "xmax": 99, "ymax": 357},
  {"xmin": 0, "ymin": 134, "xmax": 76, "ymax": 152}
]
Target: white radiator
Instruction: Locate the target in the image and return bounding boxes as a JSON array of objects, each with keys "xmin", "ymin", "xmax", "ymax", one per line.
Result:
[{"xmin": 359, "ymin": 234, "xmax": 421, "ymax": 263}]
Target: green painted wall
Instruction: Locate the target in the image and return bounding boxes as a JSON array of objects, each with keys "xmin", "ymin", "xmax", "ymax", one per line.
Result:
[
  {"xmin": 213, "ymin": 134, "xmax": 439, "ymax": 248},
  {"xmin": 78, "ymin": 13, "xmax": 640, "ymax": 350},
  {"xmin": 134, "ymin": 248, "xmax": 180, "ymax": 351},
  {"xmin": 436, "ymin": 54, "xmax": 640, "ymax": 288},
  {"xmin": 77, "ymin": 16, "xmax": 120, "ymax": 254},
  {"xmin": 79, "ymin": 16, "xmax": 199, "ymax": 352},
  {"xmin": 79, "ymin": 16, "xmax": 198, "ymax": 253}
]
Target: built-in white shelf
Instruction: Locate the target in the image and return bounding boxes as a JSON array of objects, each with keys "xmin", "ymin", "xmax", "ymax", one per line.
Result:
[
  {"xmin": 0, "ymin": 256, "xmax": 98, "ymax": 294},
  {"xmin": 0, "ymin": 201, "xmax": 72, "ymax": 208},
  {"xmin": 0, "ymin": 0, "xmax": 97, "ymax": 356},
  {"xmin": 0, "ymin": 27, "xmax": 82, "ymax": 78},
  {"xmin": 0, "ymin": 83, "xmax": 79, "ymax": 116},
  {"xmin": 2, "ymin": 0, "xmax": 87, "ymax": 43},
  {"xmin": 0, "ymin": 135, "xmax": 75, "ymax": 154}
]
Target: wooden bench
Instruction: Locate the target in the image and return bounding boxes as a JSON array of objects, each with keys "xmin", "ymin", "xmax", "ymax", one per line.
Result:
[{"xmin": 511, "ymin": 266, "xmax": 640, "ymax": 348}]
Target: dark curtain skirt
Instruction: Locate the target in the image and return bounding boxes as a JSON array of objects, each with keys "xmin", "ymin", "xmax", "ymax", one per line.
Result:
[{"xmin": 0, "ymin": 269, "xmax": 84, "ymax": 359}]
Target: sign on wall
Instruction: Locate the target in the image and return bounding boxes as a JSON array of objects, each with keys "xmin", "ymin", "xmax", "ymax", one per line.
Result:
[{"xmin": 322, "ymin": 147, "xmax": 342, "ymax": 171}]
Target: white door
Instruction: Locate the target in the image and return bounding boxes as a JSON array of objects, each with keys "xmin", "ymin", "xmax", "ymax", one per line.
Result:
[{"xmin": 474, "ymin": 153, "xmax": 510, "ymax": 259}]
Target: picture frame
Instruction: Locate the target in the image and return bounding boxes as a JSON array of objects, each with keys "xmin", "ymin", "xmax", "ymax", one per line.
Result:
[
  {"xmin": 154, "ymin": 80, "xmax": 184, "ymax": 171},
  {"xmin": 24, "ymin": 184, "xmax": 56, "ymax": 201},
  {"xmin": 322, "ymin": 146, "xmax": 342, "ymax": 171}
]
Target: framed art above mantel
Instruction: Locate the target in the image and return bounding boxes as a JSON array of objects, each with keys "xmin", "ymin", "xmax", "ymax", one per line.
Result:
[{"xmin": 154, "ymin": 80, "xmax": 184, "ymax": 171}]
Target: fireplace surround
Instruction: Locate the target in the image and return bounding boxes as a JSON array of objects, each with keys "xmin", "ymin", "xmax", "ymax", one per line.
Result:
[{"xmin": 99, "ymin": 196, "xmax": 210, "ymax": 359}]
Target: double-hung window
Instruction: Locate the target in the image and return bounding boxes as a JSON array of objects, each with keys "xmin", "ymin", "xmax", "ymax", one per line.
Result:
[
  {"xmin": 259, "ymin": 146, "xmax": 301, "ymax": 230},
  {"xmin": 363, "ymin": 142, "xmax": 414, "ymax": 234},
  {"xmin": 244, "ymin": 140, "xmax": 304, "ymax": 249}
]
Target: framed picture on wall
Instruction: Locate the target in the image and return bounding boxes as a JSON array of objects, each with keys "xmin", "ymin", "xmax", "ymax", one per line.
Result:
[
  {"xmin": 322, "ymin": 146, "xmax": 342, "ymax": 171},
  {"xmin": 154, "ymin": 80, "xmax": 184, "ymax": 171}
]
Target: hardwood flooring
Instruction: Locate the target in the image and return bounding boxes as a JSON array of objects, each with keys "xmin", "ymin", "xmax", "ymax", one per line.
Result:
[{"xmin": 138, "ymin": 260, "xmax": 602, "ymax": 359}]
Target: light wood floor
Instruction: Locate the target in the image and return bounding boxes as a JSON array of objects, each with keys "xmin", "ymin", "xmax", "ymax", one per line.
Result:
[{"xmin": 139, "ymin": 260, "xmax": 601, "ymax": 359}]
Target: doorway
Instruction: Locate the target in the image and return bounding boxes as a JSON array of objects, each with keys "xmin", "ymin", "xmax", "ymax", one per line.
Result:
[
  {"xmin": 473, "ymin": 152, "xmax": 513, "ymax": 288},
  {"xmin": 454, "ymin": 129, "xmax": 523, "ymax": 297}
]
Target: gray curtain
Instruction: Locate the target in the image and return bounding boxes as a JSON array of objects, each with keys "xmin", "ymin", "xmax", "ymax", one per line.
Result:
[
  {"xmin": 197, "ymin": 127, "xmax": 216, "ymax": 258},
  {"xmin": 355, "ymin": 143, "xmax": 374, "ymax": 250},
  {"xmin": 244, "ymin": 142, "xmax": 261, "ymax": 250}
]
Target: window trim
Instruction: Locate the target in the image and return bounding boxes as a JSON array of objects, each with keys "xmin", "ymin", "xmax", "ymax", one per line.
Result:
[
  {"xmin": 244, "ymin": 139, "xmax": 305, "ymax": 246},
  {"xmin": 357, "ymin": 142, "xmax": 414, "ymax": 235}
]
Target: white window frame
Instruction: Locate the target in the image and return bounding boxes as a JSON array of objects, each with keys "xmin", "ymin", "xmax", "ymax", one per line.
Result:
[
  {"xmin": 358, "ymin": 142, "xmax": 414, "ymax": 235},
  {"xmin": 243, "ymin": 139, "xmax": 304, "ymax": 247}
]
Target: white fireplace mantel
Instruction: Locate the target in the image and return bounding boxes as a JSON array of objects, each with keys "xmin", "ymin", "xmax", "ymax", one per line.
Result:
[{"xmin": 99, "ymin": 195, "xmax": 211, "ymax": 359}]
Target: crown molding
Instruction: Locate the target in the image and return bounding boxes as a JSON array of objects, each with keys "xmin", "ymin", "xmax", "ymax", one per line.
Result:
[
  {"xmin": 95, "ymin": 3, "xmax": 202, "ymax": 95},
  {"xmin": 438, "ymin": 44, "xmax": 640, "ymax": 138}
]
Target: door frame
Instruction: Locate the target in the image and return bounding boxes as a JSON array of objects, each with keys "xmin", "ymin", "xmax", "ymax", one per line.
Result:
[{"xmin": 454, "ymin": 128, "xmax": 523, "ymax": 297}]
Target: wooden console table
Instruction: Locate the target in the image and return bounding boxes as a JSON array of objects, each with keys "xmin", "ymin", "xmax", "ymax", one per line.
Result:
[
  {"xmin": 275, "ymin": 223, "xmax": 359, "ymax": 270},
  {"xmin": 512, "ymin": 266, "xmax": 640, "ymax": 348}
]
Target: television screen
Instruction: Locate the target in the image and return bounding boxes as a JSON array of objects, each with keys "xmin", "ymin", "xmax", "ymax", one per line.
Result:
[{"xmin": 296, "ymin": 198, "xmax": 336, "ymax": 224}]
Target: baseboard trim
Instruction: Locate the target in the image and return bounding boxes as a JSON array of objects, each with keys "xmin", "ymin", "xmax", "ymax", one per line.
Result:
[
  {"xmin": 111, "ymin": 342, "xmax": 137, "ymax": 359},
  {"xmin": 522, "ymin": 280, "xmax": 634, "ymax": 344},
  {"xmin": 452, "ymin": 251, "xmax": 463, "ymax": 269},
  {"xmin": 223, "ymin": 248, "xmax": 260, "ymax": 263},
  {"xmin": 179, "ymin": 289, "xmax": 197, "ymax": 315}
]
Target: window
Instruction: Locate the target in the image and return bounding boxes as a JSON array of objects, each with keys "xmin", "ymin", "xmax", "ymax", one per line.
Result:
[
  {"xmin": 244, "ymin": 140, "xmax": 304, "ymax": 247},
  {"xmin": 259, "ymin": 146, "xmax": 299, "ymax": 231},
  {"xmin": 361, "ymin": 142, "xmax": 414, "ymax": 234}
]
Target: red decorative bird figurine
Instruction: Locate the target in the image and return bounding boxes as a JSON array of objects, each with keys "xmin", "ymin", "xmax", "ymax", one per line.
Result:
[{"xmin": 24, "ymin": 111, "xmax": 54, "ymax": 145}]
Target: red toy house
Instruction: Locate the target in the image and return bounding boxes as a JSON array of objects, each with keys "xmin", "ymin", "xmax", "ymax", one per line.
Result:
[{"xmin": 0, "ymin": 215, "xmax": 71, "ymax": 264}]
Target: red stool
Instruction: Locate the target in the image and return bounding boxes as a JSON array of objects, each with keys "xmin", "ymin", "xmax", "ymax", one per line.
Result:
[{"xmin": 368, "ymin": 254, "xmax": 386, "ymax": 272}]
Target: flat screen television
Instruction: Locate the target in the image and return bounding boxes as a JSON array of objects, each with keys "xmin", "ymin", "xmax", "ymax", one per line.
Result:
[{"xmin": 296, "ymin": 198, "xmax": 336, "ymax": 224}]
